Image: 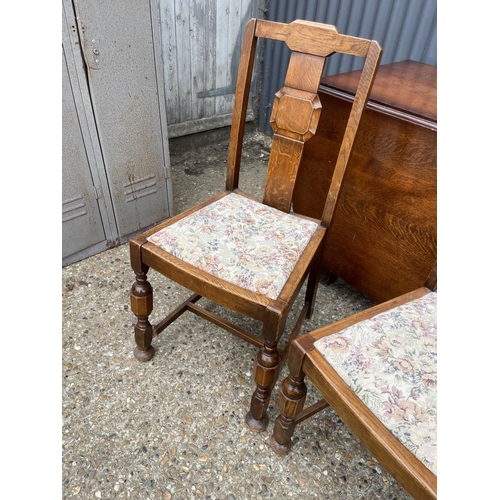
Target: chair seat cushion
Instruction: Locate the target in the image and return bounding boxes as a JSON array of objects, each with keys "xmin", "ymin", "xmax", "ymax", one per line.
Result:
[
  {"xmin": 314, "ymin": 292, "xmax": 437, "ymax": 475},
  {"xmin": 147, "ymin": 193, "xmax": 319, "ymax": 300}
]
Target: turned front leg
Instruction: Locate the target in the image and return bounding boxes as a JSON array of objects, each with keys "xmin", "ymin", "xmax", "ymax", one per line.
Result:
[
  {"xmin": 270, "ymin": 371, "xmax": 307, "ymax": 455},
  {"xmin": 130, "ymin": 269, "xmax": 154, "ymax": 362},
  {"xmin": 245, "ymin": 340, "xmax": 280, "ymax": 432}
]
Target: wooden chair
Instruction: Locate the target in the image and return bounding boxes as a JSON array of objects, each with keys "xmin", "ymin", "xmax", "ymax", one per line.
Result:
[
  {"xmin": 271, "ymin": 268, "xmax": 437, "ymax": 499},
  {"xmin": 129, "ymin": 18, "xmax": 382, "ymax": 432}
]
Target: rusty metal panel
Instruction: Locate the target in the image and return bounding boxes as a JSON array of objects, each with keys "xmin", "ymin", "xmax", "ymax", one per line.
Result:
[
  {"xmin": 73, "ymin": 0, "xmax": 172, "ymax": 239},
  {"xmin": 159, "ymin": 0, "xmax": 262, "ymax": 137}
]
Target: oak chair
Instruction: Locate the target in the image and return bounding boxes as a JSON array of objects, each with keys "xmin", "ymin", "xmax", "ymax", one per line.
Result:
[
  {"xmin": 129, "ymin": 18, "xmax": 382, "ymax": 431},
  {"xmin": 271, "ymin": 268, "xmax": 437, "ymax": 499}
]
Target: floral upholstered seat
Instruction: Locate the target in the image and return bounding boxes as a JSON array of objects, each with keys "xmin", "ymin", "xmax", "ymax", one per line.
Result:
[
  {"xmin": 147, "ymin": 193, "xmax": 319, "ymax": 300},
  {"xmin": 314, "ymin": 292, "xmax": 437, "ymax": 475}
]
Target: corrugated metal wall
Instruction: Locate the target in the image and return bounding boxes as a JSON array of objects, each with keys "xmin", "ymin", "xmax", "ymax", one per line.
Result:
[
  {"xmin": 159, "ymin": 0, "xmax": 263, "ymax": 138},
  {"xmin": 259, "ymin": 0, "xmax": 437, "ymax": 131}
]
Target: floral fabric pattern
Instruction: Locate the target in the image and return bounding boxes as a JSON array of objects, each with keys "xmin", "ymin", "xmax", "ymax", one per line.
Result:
[
  {"xmin": 147, "ymin": 193, "xmax": 318, "ymax": 300},
  {"xmin": 314, "ymin": 292, "xmax": 437, "ymax": 475}
]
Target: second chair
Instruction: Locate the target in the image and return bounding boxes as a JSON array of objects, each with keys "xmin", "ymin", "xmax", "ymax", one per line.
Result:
[{"xmin": 129, "ymin": 18, "xmax": 382, "ymax": 431}]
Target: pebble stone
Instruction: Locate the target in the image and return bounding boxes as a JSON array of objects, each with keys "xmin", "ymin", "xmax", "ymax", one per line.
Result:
[{"xmin": 62, "ymin": 127, "xmax": 413, "ymax": 499}]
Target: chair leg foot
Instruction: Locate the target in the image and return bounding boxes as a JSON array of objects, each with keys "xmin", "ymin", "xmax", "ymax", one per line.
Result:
[
  {"xmin": 244, "ymin": 411, "xmax": 269, "ymax": 432},
  {"xmin": 270, "ymin": 412, "xmax": 296, "ymax": 454},
  {"xmin": 134, "ymin": 345, "xmax": 155, "ymax": 362},
  {"xmin": 269, "ymin": 434, "xmax": 291, "ymax": 455}
]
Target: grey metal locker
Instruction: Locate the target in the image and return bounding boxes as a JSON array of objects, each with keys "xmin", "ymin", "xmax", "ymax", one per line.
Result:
[
  {"xmin": 63, "ymin": 1, "xmax": 120, "ymax": 265},
  {"xmin": 63, "ymin": 46, "xmax": 110, "ymax": 261},
  {"xmin": 62, "ymin": 0, "xmax": 172, "ymax": 266}
]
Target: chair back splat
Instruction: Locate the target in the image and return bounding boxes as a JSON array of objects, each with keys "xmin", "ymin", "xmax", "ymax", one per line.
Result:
[
  {"xmin": 129, "ymin": 18, "xmax": 382, "ymax": 432},
  {"xmin": 228, "ymin": 19, "xmax": 382, "ymax": 223}
]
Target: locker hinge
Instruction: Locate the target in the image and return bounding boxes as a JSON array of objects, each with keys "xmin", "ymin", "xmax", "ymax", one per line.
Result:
[
  {"xmin": 94, "ymin": 185, "xmax": 103, "ymax": 199},
  {"xmin": 164, "ymin": 167, "xmax": 171, "ymax": 180}
]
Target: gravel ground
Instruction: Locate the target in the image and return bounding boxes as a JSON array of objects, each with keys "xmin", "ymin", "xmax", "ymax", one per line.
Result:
[{"xmin": 62, "ymin": 125, "xmax": 413, "ymax": 499}]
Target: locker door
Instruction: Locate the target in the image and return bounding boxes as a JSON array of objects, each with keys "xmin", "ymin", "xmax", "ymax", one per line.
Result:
[
  {"xmin": 62, "ymin": 0, "xmax": 120, "ymax": 266},
  {"xmin": 72, "ymin": 0, "xmax": 172, "ymax": 239},
  {"xmin": 62, "ymin": 46, "xmax": 108, "ymax": 261}
]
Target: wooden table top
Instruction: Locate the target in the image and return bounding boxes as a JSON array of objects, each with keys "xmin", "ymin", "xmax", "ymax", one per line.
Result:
[{"xmin": 320, "ymin": 60, "xmax": 437, "ymax": 124}]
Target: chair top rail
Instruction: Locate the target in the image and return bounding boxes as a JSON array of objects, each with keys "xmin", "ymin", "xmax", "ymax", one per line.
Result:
[{"xmin": 255, "ymin": 19, "xmax": 374, "ymax": 58}]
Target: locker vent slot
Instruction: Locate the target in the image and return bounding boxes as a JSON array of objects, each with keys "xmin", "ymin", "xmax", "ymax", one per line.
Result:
[
  {"xmin": 62, "ymin": 196, "xmax": 88, "ymax": 223},
  {"xmin": 124, "ymin": 174, "xmax": 158, "ymax": 203}
]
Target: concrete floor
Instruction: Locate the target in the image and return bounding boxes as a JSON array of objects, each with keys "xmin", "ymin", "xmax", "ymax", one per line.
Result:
[{"xmin": 62, "ymin": 125, "xmax": 412, "ymax": 499}]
